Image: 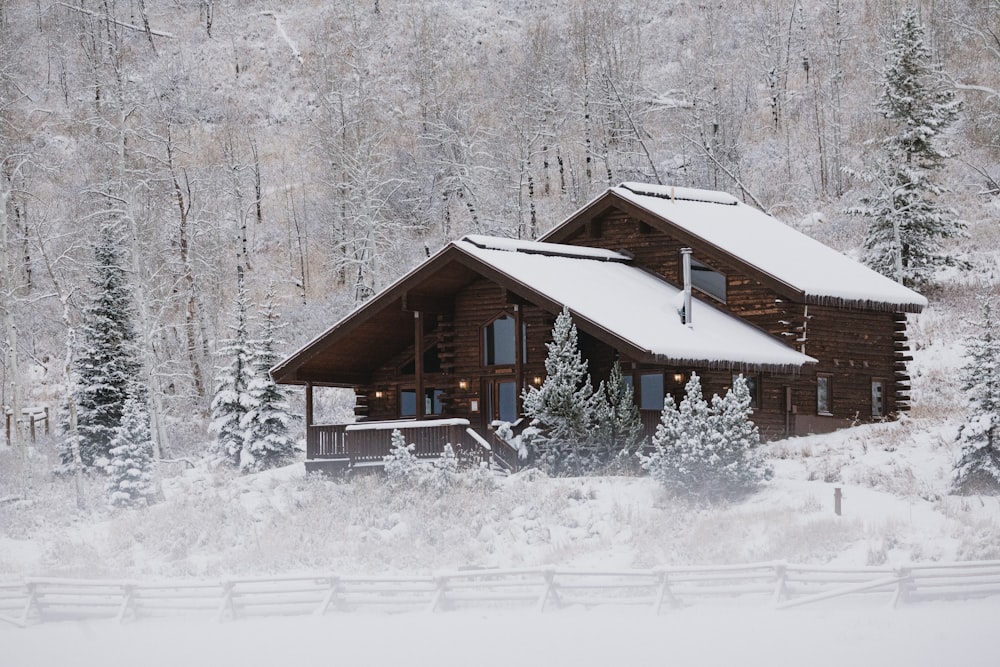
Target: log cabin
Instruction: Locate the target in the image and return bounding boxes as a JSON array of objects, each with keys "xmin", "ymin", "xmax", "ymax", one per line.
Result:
[{"xmin": 271, "ymin": 183, "xmax": 927, "ymax": 473}]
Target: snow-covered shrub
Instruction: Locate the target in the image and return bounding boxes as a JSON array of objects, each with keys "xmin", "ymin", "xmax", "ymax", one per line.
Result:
[
  {"xmin": 431, "ymin": 443, "xmax": 459, "ymax": 494},
  {"xmin": 383, "ymin": 429, "xmax": 423, "ymax": 487},
  {"xmin": 639, "ymin": 374, "xmax": 771, "ymax": 502}
]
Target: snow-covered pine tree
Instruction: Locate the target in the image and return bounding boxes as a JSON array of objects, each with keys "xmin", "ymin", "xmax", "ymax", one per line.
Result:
[
  {"xmin": 953, "ymin": 300, "xmax": 1000, "ymax": 495},
  {"xmin": 61, "ymin": 222, "xmax": 143, "ymax": 470},
  {"xmin": 640, "ymin": 373, "xmax": 768, "ymax": 501},
  {"xmin": 852, "ymin": 7, "xmax": 962, "ymax": 287},
  {"xmin": 594, "ymin": 361, "xmax": 645, "ymax": 465},
  {"xmin": 708, "ymin": 375, "xmax": 771, "ymax": 497},
  {"xmin": 241, "ymin": 285, "xmax": 297, "ymax": 473},
  {"xmin": 106, "ymin": 395, "xmax": 156, "ymax": 508},
  {"xmin": 210, "ymin": 267, "xmax": 255, "ymax": 467},
  {"xmin": 521, "ymin": 307, "xmax": 600, "ymax": 474}
]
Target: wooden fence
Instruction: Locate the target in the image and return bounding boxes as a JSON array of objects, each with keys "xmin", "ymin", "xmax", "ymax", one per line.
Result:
[{"xmin": 2, "ymin": 560, "xmax": 999, "ymax": 628}]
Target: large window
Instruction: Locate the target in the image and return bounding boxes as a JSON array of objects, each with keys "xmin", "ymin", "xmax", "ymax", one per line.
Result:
[
  {"xmin": 483, "ymin": 315, "xmax": 516, "ymax": 366},
  {"xmin": 691, "ymin": 258, "xmax": 727, "ymax": 303},
  {"xmin": 817, "ymin": 375, "xmax": 832, "ymax": 415},
  {"xmin": 639, "ymin": 373, "xmax": 665, "ymax": 411}
]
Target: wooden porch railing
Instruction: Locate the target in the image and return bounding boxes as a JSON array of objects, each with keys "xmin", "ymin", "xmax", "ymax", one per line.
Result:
[{"xmin": 307, "ymin": 419, "xmax": 472, "ymax": 464}]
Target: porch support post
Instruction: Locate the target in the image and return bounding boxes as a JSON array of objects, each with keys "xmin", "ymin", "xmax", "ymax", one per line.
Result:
[
  {"xmin": 414, "ymin": 311, "xmax": 424, "ymax": 419},
  {"xmin": 514, "ymin": 304, "xmax": 524, "ymax": 415},
  {"xmin": 305, "ymin": 382, "xmax": 314, "ymax": 427}
]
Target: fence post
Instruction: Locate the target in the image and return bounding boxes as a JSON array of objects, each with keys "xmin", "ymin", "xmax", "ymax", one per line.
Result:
[
  {"xmin": 652, "ymin": 569, "xmax": 677, "ymax": 615},
  {"xmin": 44, "ymin": 407, "xmax": 50, "ymax": 435},
  {"xmin": 428, "ymin": 575, "xmax": 448, "ymax": 613},
  {"xmin": 116, "ymin": 584, "xmax": 135, "ymax": 624},
  {"xmin": 29, "ymin": 414, "xmax": 36, "ymax": 443},
  {"xmin": 536, "ymin": 569, "xmax": 558, "ymax": 613},
  {"xmin": 315, "ymin": 576, "xmax": 340, "ymax": 616},
  {"xmin": 216, "ymin": 581, "xmax": 235, "ymax": 622},
  {"xmin": 771, "ymin": 563, "xmax": 787, "ymax": 605},
  {"xmin": 891, "ymin": 567, "xmax": 912, "ymax": 608}
]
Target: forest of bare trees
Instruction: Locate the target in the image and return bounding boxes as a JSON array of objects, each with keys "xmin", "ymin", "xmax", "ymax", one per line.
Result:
[{"xmin": 0, "ymin": 0, "xmax": 998, "ymax": 457}]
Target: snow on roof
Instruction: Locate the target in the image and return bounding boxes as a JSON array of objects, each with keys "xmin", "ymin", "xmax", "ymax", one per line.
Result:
[
  {"xmin": 457, "ymin": 238, "xmax": 815, "ymax": 371},
  {"xmin": 616, "ymin": 183, "xmax": 928, "ymax": 311},
  {"xmin": 462, "ymin": 234, "xmax": 631, "ymax": 262}
]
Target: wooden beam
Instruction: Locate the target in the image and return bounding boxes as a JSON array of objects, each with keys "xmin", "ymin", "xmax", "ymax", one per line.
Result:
[
  {"xmin": 305, "ymin": 383, "xmax": 314, "ymax": 428},
  {"xmin": 414, "ymin": 311, "xmax": 424, "ymax": 419}
]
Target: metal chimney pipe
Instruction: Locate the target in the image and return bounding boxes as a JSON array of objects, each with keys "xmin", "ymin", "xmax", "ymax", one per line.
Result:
[{"xmin": 681, "ymin": 247, "xmax": 693, "ymax": 327}]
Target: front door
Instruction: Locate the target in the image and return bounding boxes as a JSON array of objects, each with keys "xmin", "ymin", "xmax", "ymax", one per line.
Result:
[{"xmin": 485, "ymin": 379, "xmax": 518, "ymax": 425}]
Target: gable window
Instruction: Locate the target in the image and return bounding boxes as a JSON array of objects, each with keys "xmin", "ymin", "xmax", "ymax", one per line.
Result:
[
  {"xmin": 483, "ymin": 315, "xmax": 516, "ymax": 366},
  {"xmin": 639, "ymin": 373, "xmax": 665, "ymax": 411},
  {"xmin": 871, "ymin": 380, "xmax": 885, "ymax": 418},
  {"xmin": 817, "ymin": 375, "xmax": 832, "ymax": 416},
  {"xmin": 691, "ymin": 257, "xmax": 727, "ymax": 303}
]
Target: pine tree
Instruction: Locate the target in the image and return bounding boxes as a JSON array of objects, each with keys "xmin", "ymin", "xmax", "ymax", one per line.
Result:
[
  {"xmin": 639, "ymin": 374, "xmax": 769, "ymax": 501},
  {"xmin": 953, "ymin": 300, "xmax": 1000, "ymax": 495},
  {"xmin": 852, "ymin": 7, "xmax": 962, "ymax": 287},
  {"xmin": 594, "ymin": 361, "xmax": 645, "ymax": 465},
  {"xmin": 521, "ymin": 307, "xmax": 600, "ymax": 474},
  {"xmin": 383, "ymin": 429, "xmax": 423, "ymax": 487},
  {"xmin": 210, "ymin": 267, "xmax": 255, "ymax": 467},
  {"xmin": 106, "ymin": 395, "xmax": 156, "ymax": 508},
  {"xmin": 61, "ymin": 222, "xmax": 143, "ymax": 470},
  {"xmin": 241, "ymin": 285, "xmax": 297, "ymax": 473}
]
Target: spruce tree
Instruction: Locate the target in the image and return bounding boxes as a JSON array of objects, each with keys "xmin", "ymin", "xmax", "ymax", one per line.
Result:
[
  {"xmin": 210, "ymin": 267, "xmax": 255, "ymax": 467},
  {"xmin": 521, "ymin": 307, "xmax": 600, "ymax": 474},
  {"xmin": 61, "ymin": 222, "xmax": 143, "ymax": 470},
  {"xmin": 594, "ymin": 361, "xmax": 645, "ymax": 464},
  {"xmin": 953, "ymin": 300, "xmax": 1000, "ymax": 495},
  {"xmin": 241, "ymin": 285, "xmax": 297, "ymax": 472},
  {"xmin": 106, "ymin": 395, "xmax": 156, "ymax": 508},
  {"xmin": 852, "ymin": 7, "xmax": 962, "ymax": 287},
  {"xmin": 639, "ymin": 374, "xmax": 769, "ymax": 501}
]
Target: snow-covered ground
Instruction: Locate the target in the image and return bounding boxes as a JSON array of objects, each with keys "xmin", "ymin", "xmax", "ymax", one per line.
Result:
[{"xmin": 4, "ymin": 600, "xmax": 997, "ymax": 667}]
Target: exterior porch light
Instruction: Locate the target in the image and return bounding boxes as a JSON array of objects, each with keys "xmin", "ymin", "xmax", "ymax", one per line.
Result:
[
  {"xmin": 374, "ymin": 388, "xmax": 385, "ymax": 399},
  {"xmin": 458, "ymin": 379, "xmax": 469, "ymax": 391},
  {"xmin": 672, "ymin": 372, "xmax": 686, "ymax": 384},
  {"xmin": 532, "ymin": 375, "xmax": 543, "ymax": 386}
]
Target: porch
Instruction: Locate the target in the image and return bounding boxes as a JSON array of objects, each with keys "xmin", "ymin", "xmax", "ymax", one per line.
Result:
[{"xmin": 305, "ymin": 418, "xmax": 522, "ymax": 474}]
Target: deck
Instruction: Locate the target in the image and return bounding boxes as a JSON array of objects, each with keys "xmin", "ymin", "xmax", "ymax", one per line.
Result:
[{"xmin": 305, "ymin": 418, "xmax": 521, "ymax": 473}]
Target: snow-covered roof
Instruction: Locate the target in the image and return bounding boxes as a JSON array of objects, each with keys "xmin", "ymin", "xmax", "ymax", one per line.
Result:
[
  {"xmin": 611, "ymin": 182, "xmax": 928, "ymax": 312},
  {"xmin": 457, "ymin": 236, "xmax": 815, "ymax": 371}
]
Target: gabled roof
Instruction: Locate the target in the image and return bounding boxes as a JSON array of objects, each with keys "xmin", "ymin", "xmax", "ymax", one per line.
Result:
[
  {"xmin": 542, "ymin": 182, "xmax": 928, "ymax": 313},
  {"xmin": 272, "ymin": 234, "xmax": 815, "ymax": 386}
]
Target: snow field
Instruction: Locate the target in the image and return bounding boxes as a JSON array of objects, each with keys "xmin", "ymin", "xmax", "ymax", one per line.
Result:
[{"xmin": 3, "ymin": 599, "xmax": 997, "ymax": 667}]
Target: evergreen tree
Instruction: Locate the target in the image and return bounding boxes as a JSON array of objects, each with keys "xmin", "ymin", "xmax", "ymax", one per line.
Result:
[
  {"xmin": 106, "ymin": 395, "xmax": 155, "ymax": 508},
  {"xmin": 383, "ymin": 429, "xmax": 423, "ymax": 487},
  {"xmin": 594, "ymin": 361, "xmax": 645, "ymax": 465},
  {"xmin": 521, "ymin": 307, "xmax": 600, "ymax": 475},
  {"xmin": 639, "ymin": 374, "xmax": 769, "ymax": 501},
  {"xmin": 852, "ymin": 7, "xmax": 962, "ymax": 287},
  {"xmin": 241, "ymin": 285, "xmax": 297, "ymax": 472},
  {"xmin": 210, "ymin": 267, "xmax": 255, "ymax": 467},
  {"xmin": 61, "ymin": 222, "xmax": 143, "ymax": 470},
  {"xmin": 953, "ymin": 300, "xmax": 1000, "ymax": 495}
]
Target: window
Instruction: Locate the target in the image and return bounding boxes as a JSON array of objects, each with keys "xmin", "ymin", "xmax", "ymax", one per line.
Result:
[
  {"xmin": 400, "ymin": 388, "xmax": 444, "ymax": 417},
  {"xmin": 639, "ymin": 373, "xmax": 665, "ymax": 411},
  {"xmin": 691, "ymin": 257, "xmax": 727, "ymax": 303},
  {"xmin": 483, "ymin": 315, "xmax": 516, "ymax": 366},
  {"xmin": 817, "ymin": 375, "xmax": 832, "ymax": 415},
  {"xmin": 871, "ymin": 380, "xmax": 885, "ymax": 418},
  {"xmin": 733, "ymin": 373, "xmax": 760, "ymax": 408}
]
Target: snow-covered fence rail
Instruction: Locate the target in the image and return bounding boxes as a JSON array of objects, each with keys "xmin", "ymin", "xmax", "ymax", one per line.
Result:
[{"xmin": 3, "ymin": 561, "xmax": 1000, "ymax": 627}]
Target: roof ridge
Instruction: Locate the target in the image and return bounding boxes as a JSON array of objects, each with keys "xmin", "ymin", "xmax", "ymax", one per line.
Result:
[
  {"xmin": 620, "ymin": 182, "xmax": 739, "ymax": 206},
  {"xmin": 460, "ymin": 234, "xmax": 631, "ymax": 263}
]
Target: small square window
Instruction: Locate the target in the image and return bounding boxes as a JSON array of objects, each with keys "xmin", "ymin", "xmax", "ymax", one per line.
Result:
[
  {"xmin": 871, "ymin": 380, "xmax": 885, "ymax": 418},
  {"xmin": 639, "ymin": 373, "xmax": 665, "ymax": 411}
]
